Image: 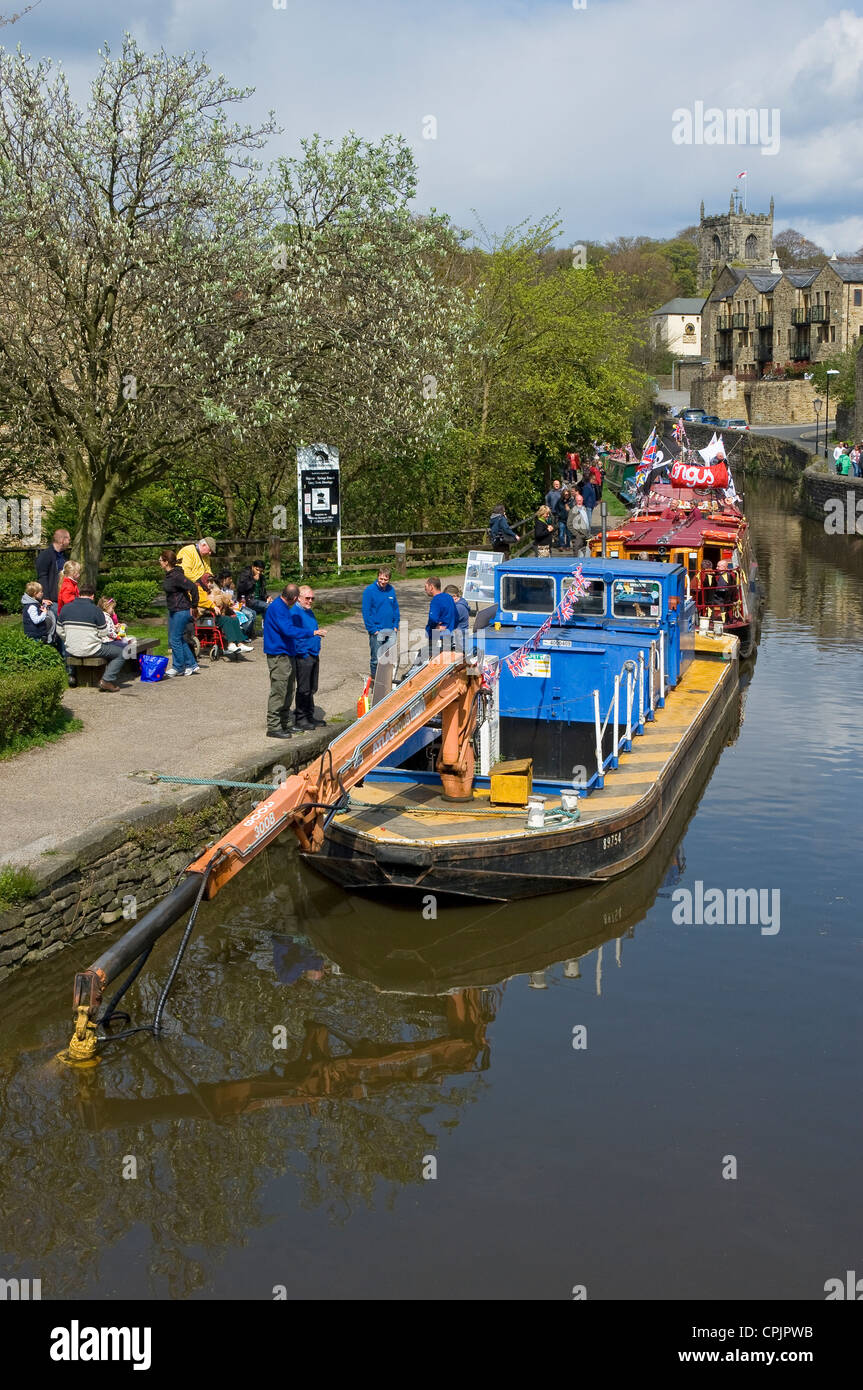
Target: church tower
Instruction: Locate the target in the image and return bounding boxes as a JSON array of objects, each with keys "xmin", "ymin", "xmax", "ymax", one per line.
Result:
[{"xmin": 697, "ymin": 192, "xmax": 774, "ymax": 293}]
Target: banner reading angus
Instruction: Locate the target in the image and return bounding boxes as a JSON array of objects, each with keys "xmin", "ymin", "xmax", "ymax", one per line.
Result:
[{"xmin": 297, "ymin": 444, "xmax": 340, "ymax": 528}]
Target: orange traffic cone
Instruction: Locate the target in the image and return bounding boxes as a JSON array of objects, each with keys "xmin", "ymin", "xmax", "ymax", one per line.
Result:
[{"xmin": 356, "ymin": 676, "xmax": 372, "ymax": 717}]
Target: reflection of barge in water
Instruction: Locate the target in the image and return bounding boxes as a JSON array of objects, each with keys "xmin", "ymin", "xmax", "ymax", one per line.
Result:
[{"xmin": 307, "ymin": 557, "xmax": 740, "ymax": 901}]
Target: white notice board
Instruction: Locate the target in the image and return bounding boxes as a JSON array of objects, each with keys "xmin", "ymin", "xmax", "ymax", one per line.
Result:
[{"xmin": 463, "ymin": 550, "xmax": 503, "ymax": 605}]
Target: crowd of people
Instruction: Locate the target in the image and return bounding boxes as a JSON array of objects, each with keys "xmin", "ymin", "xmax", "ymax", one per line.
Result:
[
  {"xmin": 533, "ymin": 458, "xmax": 604, "ymax": 558},
  {"xmin": 22, "ymin": 453, "xmax": 606, "ymax": 726},
  {"xmin": 832, "ymin": 442, "xmax": 863, "ymax": 477}
]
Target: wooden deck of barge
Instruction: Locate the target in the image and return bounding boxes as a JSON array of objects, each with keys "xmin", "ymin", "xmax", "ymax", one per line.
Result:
[{"xmin": 330, "ymin": 633, "xmax": 738, "ymax": 848}]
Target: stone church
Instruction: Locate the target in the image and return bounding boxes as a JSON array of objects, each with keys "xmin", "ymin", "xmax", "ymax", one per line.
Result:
[{"xmin": 697, "ymin": 193, "xmax": 775, "ymax": 293}]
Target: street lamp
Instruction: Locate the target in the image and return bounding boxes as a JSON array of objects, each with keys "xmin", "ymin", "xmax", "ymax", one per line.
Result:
[
  {"xmin": 825, "ymin": 369, "xmax": 839, "ymax": 459},
  {"xmin": 813, "ymin": 397, "xmax": 822, "ymax": 457}
]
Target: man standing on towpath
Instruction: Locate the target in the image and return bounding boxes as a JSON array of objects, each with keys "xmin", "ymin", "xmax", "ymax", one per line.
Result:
[
  {"xmin": 263, "ymin": 583, "xmax": 298, "ymax": 739},
  {"xmin": 292, "ymin": 585, "xmax": 327, "ymax": 732},
  {"xmin": 362, "ymin": 565, "xmax": 400, "ymax": 679}
]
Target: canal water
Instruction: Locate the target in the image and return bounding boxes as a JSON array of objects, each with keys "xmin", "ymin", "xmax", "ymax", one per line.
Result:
[{"xmin": 1, "ymin": 477, "xmax": 861, "ymax": 1301}]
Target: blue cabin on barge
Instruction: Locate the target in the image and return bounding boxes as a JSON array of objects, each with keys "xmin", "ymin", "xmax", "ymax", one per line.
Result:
[{"xmin": 382, "ymin": 557, "xmax": 697, "ymax": 795}]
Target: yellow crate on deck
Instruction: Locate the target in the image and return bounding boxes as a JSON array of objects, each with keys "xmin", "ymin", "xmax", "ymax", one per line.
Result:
[{"xmin": 489, "ymin": 758, "xmax": 533, "ymax": 806}]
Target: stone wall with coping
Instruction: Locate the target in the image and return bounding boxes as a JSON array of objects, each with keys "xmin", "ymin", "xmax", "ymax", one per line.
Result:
[
  {"xmin": 799, "ymin": 464, "xmax": 863, "ymax": 528},
  {"xmin": 0, "ymin": 733, "xmax": 333, "ymax": 981},
  {"xmin": 680, "ymin": 421, "xmax": 810, "ymax": 479}
]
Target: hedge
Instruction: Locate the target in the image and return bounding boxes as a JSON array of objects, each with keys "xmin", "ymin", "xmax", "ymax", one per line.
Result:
[
  {"xmin": 0, "ymin": 569, "xmax": 31, "ymax": 616},
  {"xmin": 0, "ymin": 665, "xmax": 66, "ymax": 746},
  {"xmin": 107, "ymin": 580, "xmax": 160, "ymax": 616},
  {"xmin": 0, "ymin": 625, "xmax": 65, "ymax": 671},
  {"xmin": 102, "ymin": 566, "xmax": 162, "ymax": 584}
]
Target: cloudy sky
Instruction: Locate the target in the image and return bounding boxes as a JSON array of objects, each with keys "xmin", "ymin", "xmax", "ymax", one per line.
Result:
[{"xmin": 7, "ymin": 0, "xmax": 863, "ymax": 252}]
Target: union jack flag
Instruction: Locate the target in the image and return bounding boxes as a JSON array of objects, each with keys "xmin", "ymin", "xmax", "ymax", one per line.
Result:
[{"xmin": 640, "ymin": 428, "xmax": 658, "ymax": 467}]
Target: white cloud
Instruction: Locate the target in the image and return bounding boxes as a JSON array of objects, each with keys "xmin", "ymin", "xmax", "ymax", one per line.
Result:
[{"xmin": 15, "ymin": 0, "xmax": 863, "ymax": 248}]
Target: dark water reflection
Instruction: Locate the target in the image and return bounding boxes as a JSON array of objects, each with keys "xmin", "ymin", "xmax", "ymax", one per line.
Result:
[{"xmin": 1, "ymin": 476, "xmax": 861, "ymax": 1300}]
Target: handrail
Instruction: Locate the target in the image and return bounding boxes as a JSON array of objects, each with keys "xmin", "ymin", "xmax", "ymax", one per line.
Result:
[{"xmin": 591, "ymin": 664, "xmax": 637, "ymax": 788}]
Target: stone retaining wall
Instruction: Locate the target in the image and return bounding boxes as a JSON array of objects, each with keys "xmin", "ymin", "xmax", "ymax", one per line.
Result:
[
  {"xmin": 678, "ymin": 422, "xmax": 811, "ymax": 479},
  {"xmin": 690, "ymin": 377, "xmax": 818, "ymax": 425},
  {"xmin": 0, "ymin": 733, "xmax": 333, "ymax": 981},
  {"xmin": 799, "ymin": 464, "xmax": 863, "ymax": 529}
]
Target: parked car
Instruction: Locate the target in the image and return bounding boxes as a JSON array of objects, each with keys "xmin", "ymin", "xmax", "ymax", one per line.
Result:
[
  {"xmin": 696, "ymin": 415, "xmax": 720, "ymax": 426},
  {"xmin": 719, "ymin": 418, "xmax": 749, "ymax": 430},
  {"xmin": 681, "ymin": 408, "xmax": 707, "ymax": 422}
]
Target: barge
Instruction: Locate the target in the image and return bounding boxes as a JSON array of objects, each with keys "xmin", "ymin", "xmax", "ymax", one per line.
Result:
[{"xmin": 306, "ymin": 557, "xmax": 739, "ymax": 900}]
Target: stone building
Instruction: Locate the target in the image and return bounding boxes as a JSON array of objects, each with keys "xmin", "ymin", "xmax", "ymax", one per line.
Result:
[
  {"xmin": 697, "ymin": 193, "xmax": 774, "ymax": 294},
  {"xmin": 696, "ymin": 252, "xmax": 863, "ymax": 422},
  {"xmin": 650, "ymin": 297, "xmax": 705, "ymax": 357}
]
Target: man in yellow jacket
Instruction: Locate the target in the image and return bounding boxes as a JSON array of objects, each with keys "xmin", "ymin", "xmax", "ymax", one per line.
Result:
[{"xmin": 177, "ymin": 537, "xmax": 218, "ymax": 612}]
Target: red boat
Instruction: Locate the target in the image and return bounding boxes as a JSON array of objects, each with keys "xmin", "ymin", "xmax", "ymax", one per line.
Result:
[{"xmin": 590, "ymin": 463, "xmax": 761, "ymax": 654}]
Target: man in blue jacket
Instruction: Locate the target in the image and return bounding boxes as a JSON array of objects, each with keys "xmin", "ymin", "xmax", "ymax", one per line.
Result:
[
  {"xmin": 424, "ymin": 577, "xmax": 458, "ymax": 657},
  {"xmin": 263, "ymin": 583, "xmax": 298, "ymax": 739},
  {"xmin": 361, "ymin": 565, "xmax": 400, "ymax": 678},
  {"xmin": 291, "ymin": 585, "xmax": 327, "ymax": 731}
]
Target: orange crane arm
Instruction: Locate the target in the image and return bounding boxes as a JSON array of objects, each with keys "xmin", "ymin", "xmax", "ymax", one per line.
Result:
[
  {"xmin": 63, "ymin": 651, "xmax": 483, "ymax": 1063},
  {"xmin": 187, "ymin": 650, "xmax": 483, "ymax": 898}
]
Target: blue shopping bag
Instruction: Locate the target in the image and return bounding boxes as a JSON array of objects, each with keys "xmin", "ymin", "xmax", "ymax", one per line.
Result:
[{"xmin": 139, "ymin": 653, "xmax": 169, "ymax": 682}]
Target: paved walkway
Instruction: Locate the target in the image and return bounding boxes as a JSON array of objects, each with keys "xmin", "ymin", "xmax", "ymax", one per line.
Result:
[{"xmin": 0, "ymin": 578, "xmax": 435, "ymax": 868}]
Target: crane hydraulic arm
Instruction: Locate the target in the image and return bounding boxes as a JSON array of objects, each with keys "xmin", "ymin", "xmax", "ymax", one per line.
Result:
[{"xmin": 66, "ymin": 651, "xmax": 483, "ymax": 1062}]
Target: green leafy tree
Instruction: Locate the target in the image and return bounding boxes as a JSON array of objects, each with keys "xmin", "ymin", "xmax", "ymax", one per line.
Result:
[
  {"xmin": 811, "ymin": 341, "xmax": 862, "ymax": 410},
  {"xmin": 0, "ymin": 43, "xmax": 463, "ymax": 582},
  {"xmin": 451, "ymin": 219, "xmax": 646, "ymax": 508}
]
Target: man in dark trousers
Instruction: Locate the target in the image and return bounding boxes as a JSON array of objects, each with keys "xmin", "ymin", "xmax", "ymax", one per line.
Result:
[
  {"xmin": 292, "ymin": 585, "xmax": 327, "ymax": 731},
  {"xmin": 35, "ymin": 528, "xmax": 71, "ymax": 603},
  {"xmin": 361, "ymin": 565, "xmax": 400, "ymax": 678},
  {"xmin": 55, "ymin": 584, "xmax": 128, "ymax": 692},
  {"xmin": 263, "ymin": 583, "xmax": 299, "ymax": 739}
]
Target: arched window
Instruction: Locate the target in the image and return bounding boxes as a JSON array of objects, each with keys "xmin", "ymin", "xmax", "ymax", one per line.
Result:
[
  {"xmin": 712, "ymin": 234, "xmax": 722, "ymax": 259},
  {"xmin": 745, "ymin": 234, "xmax": 758, "ymax": 258}
]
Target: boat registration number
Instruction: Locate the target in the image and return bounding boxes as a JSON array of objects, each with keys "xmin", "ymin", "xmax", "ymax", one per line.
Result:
[{"xmin": 602, "ymin": 832, "xmax": 622, "ymax": 850}]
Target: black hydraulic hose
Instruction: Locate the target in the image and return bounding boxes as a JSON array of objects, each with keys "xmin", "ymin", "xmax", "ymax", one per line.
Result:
[
  {"xmin": 86, "ymin": 872, "xmax": 204, "ymax": 988},
  {"xmin": 98, "ymin": 945, "xmax": 154, "ymax": 1029},
  {"xmin": 152, "ymin": 856, "xmax": 217, "ymax": 1036}
]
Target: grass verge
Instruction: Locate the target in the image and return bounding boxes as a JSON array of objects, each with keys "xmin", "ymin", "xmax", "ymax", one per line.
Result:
[
  {"xmin": 0, "ymin": 710, "xmax": 83, "ymax": 762},
  {"xmin": 0, "ymin": 865, "xmax": 37, "ymax": 905}
]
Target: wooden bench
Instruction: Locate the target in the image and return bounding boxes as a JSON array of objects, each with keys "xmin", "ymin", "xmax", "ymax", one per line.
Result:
[{"xmin": 68, "ymin": 636, "xmax": 162, "ymax": 688}]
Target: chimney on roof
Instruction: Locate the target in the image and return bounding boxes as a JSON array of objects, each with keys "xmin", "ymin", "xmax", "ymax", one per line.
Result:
[
  {"xmin": 830, "ymin": 251, "xmax": 838, "ymax": 261},
  {"xmin": 770, "ymin": 250, "xmax": 781, "ymax": 274}
]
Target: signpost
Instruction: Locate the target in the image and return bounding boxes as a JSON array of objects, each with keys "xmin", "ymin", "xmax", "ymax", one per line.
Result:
[{"xmin": 297, "ymin": 443, "xmax": 340, "ymax": 573}]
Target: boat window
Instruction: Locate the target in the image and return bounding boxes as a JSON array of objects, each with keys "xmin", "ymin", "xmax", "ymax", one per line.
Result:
[
  {"xmin": 611, "ymin": 578, "xmax": 662, "ymax": 620},
  {"xmin": 500, "ymin": 574, "xmax": 555, "ymax": 614},
  {"xmin": 567, "ymin": 577, "xmax": 606, "ymax": 617}
]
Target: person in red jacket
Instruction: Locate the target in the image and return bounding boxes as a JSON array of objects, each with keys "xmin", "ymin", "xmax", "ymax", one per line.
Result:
[{"xmin": 57, "ymin": 560, "xmax": 81, "ymax": 613}]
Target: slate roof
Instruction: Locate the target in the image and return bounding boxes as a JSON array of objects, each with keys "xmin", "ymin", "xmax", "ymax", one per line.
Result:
[
  {"xmin": 784, "ymin": 269, "xmax": 820, "ymax": 287},
  {"xmin": 826, "ymin": 261, "xmax": 863, "ymax": 282},
  {"xmin": 653, "ymin": 297, "xmax": 706, "ymax": 316},
  {"xmin": 744, "ymin": 273, "xmax": 782, "ymax": 292}
]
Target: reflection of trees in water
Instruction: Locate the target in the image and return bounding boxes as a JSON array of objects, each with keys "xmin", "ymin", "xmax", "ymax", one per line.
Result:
[{"xmin": 0, "ymin": 940, "xmax": 491, "ymax": 1299}]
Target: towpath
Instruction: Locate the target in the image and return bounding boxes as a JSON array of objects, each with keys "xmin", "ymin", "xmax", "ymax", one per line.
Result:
[{"xmin": 0, "ymin": 577, "xmax": 434, "ymax": 868}]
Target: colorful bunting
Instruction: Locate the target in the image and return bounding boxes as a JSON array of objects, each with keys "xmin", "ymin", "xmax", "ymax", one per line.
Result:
[{"xmin": 502, "ymin": 565, "xmax": 591, "ymax": 678}]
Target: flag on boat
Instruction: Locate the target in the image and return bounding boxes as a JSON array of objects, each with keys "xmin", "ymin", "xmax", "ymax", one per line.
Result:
[
  {"xmin": 698, "ymin": 431, "xmax": 724, "ymax": 464},
  {"xmin": 640, "ymin": 427, "xmax": 658, "ymax": 466},
  {"xmin": 673, "ymin": 417, "xmax": 686, "ymax": 444}
]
